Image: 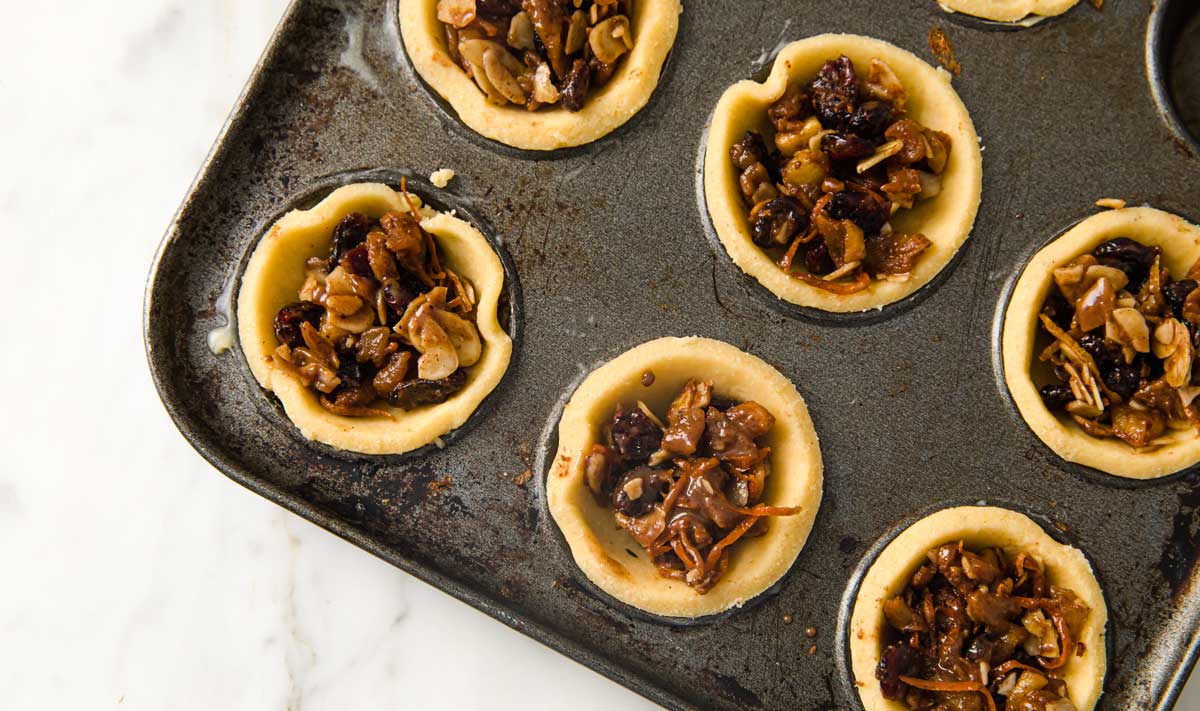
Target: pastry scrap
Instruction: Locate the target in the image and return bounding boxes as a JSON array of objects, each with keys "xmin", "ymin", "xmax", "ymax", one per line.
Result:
[
  {"xmin": 1002, "ymin": 206, "xmax": 1200, "ymax": 478},
  {"xmin": 400, "ymin": 0, "xmax": 681, "ymax": 150},
  {"xmin": 237, "ymin": 182, "xmax": 512, "ymax": 455},
  {"xmin": 547, "ymin": 337, "xmax": 822, "ymax": 618},
  {"xmin": 849, "ymin": 507, "xmax": 1107, "ymax": 711},
  {"xmin": 704, "ymin": 35, "xmax": 981, "ymax": 312},
  {"xmin": 581, "ymin": 380, "xmax": 800, "ymax": 593}
]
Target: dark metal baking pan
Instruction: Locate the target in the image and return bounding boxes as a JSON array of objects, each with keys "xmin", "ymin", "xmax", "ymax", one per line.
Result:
[{"xmin": 144, "ymin": 0, "xmax": 1200, "ymax": 708}]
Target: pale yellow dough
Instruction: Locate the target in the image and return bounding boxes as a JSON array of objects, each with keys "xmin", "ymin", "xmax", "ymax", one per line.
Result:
[
  {"xmin": 547, "ymin": 336, "xmax": 823, "ymax": 618},
  {"xmin": 1002, "ymin": 206, "xmax": 1200, "ymax": 479},
  {"xmin": 703, "ymin": 34, "xmax": 982, "ymax": 312},
  {"xmin": 849, "ymin": 506, "xmax": 1107, "ymax": 711},
  {"xmin": 237, "ymin": 183, "xmax": 513, "ymax": 455},
  {"xmin": 399, "ymin": 0, "xmax": 682, "ymax": 151},
  {"xmin": 940, "ymin": 0, "xmax": 1079, "ymax": 23}
]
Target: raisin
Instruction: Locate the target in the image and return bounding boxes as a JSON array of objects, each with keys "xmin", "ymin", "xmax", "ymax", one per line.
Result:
[
  {"xmin": 828, "ymin": 189, "xmax": 890, "ymax": 235},
  {"xmin": 476, "ymin": 0, "xmax": 520, "ymax": 17},
  {"xmin": 875, "ymin": 644, "xmax": 914, "ymax": 701},
  {"xmin": 1164, "ymin": 279, "xmax": 1199, "ymax": 320},
  {"xmin": 821, "ymin": 133, "xmax": 874, "ymax": 162},
  {"xmin": 1040, "ymin": 291, "xmax": 1073, "ymax": 330},
  {"xmin": 329, "ymin": 213, "xmax": 370, "ymax": 269},
  {"xmin": 560, "ymin": 58, "xmax": 591, "ymax": 112},
  {"xmin": 730, "ymin": 131, "xmax": 769, "ymax": 171},
  {"xmin": 1092, "ymin": 237, "xmax": 1159, "ymax": 291},
  {"xmin": 749, "ymin": 196, "xmax": 807, "ymax": 247},
  {"xmin": 342, "ymin": 244, "xmax": 372, "ymax": 277},
  {"xmin": 336, "ymin": 357, "xmax": 370, "ymax": 391},
  {"xmin": 381, "ymin": 277, "xmax": 420, "ymax": 321},
  {"xmin": 610, "ymin": 408, "xmax": 663, "ymax": 462},
  {"xmin": 964, "ymin": 635, "xmax": 994, "ymax": 661},
  {"xmin": 611, "ymin": 466, "xmax": 671, "ymax": 518},
  {"xmin": 273, "ymin": 301, "xmax": 323, "ymax": 348},
  {"xmin": 388, "ymin": 369, "xmax": 468, "ymax": 410},
  {"xmin": 809, "ymin": 55, "xmax": 859, "ymax": 128},
  {"xmin": 1039, "ymin": 384, "xmax": 1073, "ymax": 411},
  {"xmin": 1105, "ymin": 365, "xmax": 1141, "ymax": 401},
  {"xmin": 848, "ymin": 100, "xmax": 893, "ymax": 139},
  {"xmin": 1078, "ymin": 334, "xmax": 1122, "ymax": 374},
  {"xmin": 804, "ymin": 238, "xmax": 835, "ymax": 275}
]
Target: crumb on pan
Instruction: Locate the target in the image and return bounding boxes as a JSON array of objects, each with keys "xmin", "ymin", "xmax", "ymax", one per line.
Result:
[
  {"xmin": 430, "ymin": 168, "xmax": 456, "ymax": 188},
  {"xmin": 1095, "ymin": 198, "xmax": 1126, "ymax": 209},
  {"xmin": 928, "ymin": 27, "xmax": 961, "ymax": 76}
]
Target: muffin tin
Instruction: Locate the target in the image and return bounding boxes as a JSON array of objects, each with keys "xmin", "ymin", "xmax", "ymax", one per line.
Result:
[{"xmin": 143, "ymin": 0, "xmax": 1200, "ymax": 708}]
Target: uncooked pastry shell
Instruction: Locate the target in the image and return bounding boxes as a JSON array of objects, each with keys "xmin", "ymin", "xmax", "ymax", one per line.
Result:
[
  {"xmin": 237, "ymin": 182, "xmax": 512, "ymax": 455},
  {"xmin": 703, "ymin": 34, "xmax": 982, "ymax": 312},
  {"xmin": 399, "ymin": 0, "xmax": 682, "ymax": 151},
  {"xmin": 939, "ymin": 0, "xmax": 1078, "ymax": 24},
  {"xmin": 849, "ymin": 506, "xmax": 1107, "ymax": 711},
  {"xmin": 1002, "ymin": 206, "xmax": 1200, "ymax": 479},
  {"xmin": 547, "ymin": 336, "xmax": 823, "ymax": 618}
]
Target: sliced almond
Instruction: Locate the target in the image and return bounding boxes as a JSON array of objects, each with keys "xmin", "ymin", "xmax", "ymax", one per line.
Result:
[
  {"xmin": 1106, "ymin": 307, "xmax": 1150, "ymax": 353},
  {"xmin": 856, "ymin": 139, "xmax": 904, "ymax": 174},
  {"xmin": 589, "ymin": 16, "xmax": 633, "ymax": 64}
]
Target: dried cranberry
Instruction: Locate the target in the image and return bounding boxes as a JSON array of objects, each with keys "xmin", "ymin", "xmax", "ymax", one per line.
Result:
[
  {"xmin": 848, "ymin": 101, "xmax": 893, "ymax": 138},
  {"xmin": 273, "ymin": 301, "xmax": 323, "ymax": 348},
  {"xmin": 611, "ymin": 408, "xmax": 663, "ymax": 462},
  {"xmin": 821, "ymin": 133, "xmax": 874, "ymax": 162},
  {"xmin": 828, "ymin": 189, "xmax": 890, "ymax": 235},
  {"xmin": 1165, "ymin": 279, "xmax": 1199, "ymax": 320},
  {"xmin": 1092, "ymin": 237, "xmax": 1159, "ymax": 291},
  {"xmin": 804, "ymin": 238, "xmax": 836, "ymax": 275},
  {"xmin": 730, "ymin": 131, "xmax": 769, "ymax": 171},
  {"xmin": 560, "ymin": 58, "xmax": 591, "ymax": 112},
  {"xmin": 1039, "ymin": 384, "xmax": 1073, "ymax": 411},
  {"xmin": 342, "ymin": 244, "xmax": 372, "ymax": 277},
  {"xmin": 875, "ymin": 643, "xmax": 914, "ymax": 700},
  {"xmin": 388, "ymin": 369, "xmax": 468, "ymax": 410},
  {"xmin": 611, "ymin": 466, "xmax": 670, "ymax": 518},
  {"xmin": 809, "ymin": 55, "xmax": 859, "ymax": 128},
  {"xmin": 750, "ymin": 196, "xmax": 807, "ymax": 247},
  {"xmin": 329, "ymin": 213, "xmax": 370, "ymax": 269}
]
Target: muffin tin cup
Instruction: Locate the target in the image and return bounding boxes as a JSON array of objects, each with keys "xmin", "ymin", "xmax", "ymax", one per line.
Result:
[
  {"xmin": 833, "ymin": 499, "xmax": 1117, "ymax": 711},
  {"xmin": 1147, "ymin": 0, "xmax": 1200, "ymax": 157},
  {"xmin": 145, "ymin": 1, "xmax": 1200, "ymax": 708},
  {"xmin": 224, "ymin": 167, "xmax": 524, "ymax": 462}
]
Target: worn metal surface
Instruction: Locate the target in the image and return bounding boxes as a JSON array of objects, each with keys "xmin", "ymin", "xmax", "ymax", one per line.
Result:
[{"xmin": 144, "ymin": 0, "xmax": 1200, "ymax": 708}]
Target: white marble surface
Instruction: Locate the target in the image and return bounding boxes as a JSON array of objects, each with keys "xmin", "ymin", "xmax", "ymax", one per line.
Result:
[{"xmin": 2, "ymin": 2, "xmax": 1198, "ymax": 709}]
